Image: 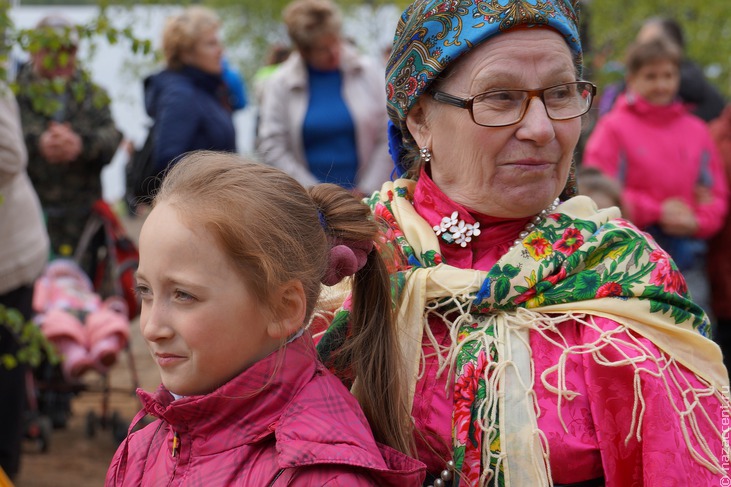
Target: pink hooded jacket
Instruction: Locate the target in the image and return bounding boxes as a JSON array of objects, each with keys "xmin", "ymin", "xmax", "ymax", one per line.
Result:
[
  {"xmin": 584, "ymin": 93, "xmax": 727, "ymax": 237},
  {"xmin": 106, "ymin": 336, "xmax": 425, "ymax": 486}
]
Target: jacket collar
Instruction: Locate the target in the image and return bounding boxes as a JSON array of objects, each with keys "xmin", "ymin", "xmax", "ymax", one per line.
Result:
[
  {"xmin": 279, "ymin": 43, "xmax": 367, "ymax": 91},
  {"xmin": 135, "ymin": 335, "xmax": 426, "ymax": 484},
  {"xmin": 413, "ymin": 168, "xmax": 532, "ymax": 270},
  {"xmin": 136, "ymin": 334, "xmax": 424, "ymax": 481},
  {"xmin": 137, "ymin": 335, "xmax": 318, "ymax": 449},
  {"xmin": 618, "ymin": 91, "xmax": 688, "ymax": 123},
  {"xmin": 178, "ymin": 65, "xmax": 225, "ymax": 96}
]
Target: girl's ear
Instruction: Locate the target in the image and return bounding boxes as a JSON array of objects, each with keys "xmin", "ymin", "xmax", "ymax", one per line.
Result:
[
  {"xmin": 266, "ymin": 280, "xmax": 306, "ymax": 340},
  {"xmin": 405, "ymin": 98, "xmax": 433, "ymax": 149}
]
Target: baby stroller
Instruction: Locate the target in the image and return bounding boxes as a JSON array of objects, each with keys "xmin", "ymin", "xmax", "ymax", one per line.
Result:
[
  {"xmin": 34, "ymin": 259, "xmax": 130, "ymax": 383},
  {"xmin": 28, "ymin": 200, "xmax": 141, "ymax": 445}
]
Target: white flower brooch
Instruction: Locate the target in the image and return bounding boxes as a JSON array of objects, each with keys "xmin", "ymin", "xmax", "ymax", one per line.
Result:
[{"xmin": 433, "ymin": 211, "xmax": 481, "ymax": 247}]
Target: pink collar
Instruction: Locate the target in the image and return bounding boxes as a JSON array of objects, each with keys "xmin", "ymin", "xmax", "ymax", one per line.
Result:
[{"xmin": 412, "ymin": 168, "xmax": 531, "ymax": 271}]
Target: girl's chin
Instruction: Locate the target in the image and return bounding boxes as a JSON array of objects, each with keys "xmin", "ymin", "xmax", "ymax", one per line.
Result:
[{"xmin": 648, "ymin": 97, "xmax": 674, "ymax": 106}]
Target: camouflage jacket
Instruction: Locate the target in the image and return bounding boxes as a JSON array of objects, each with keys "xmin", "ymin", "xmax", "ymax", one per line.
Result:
[
  {"xmin": 15, "ymin": 62, "xmax": 122, "ymax": 211},
  {"xmin": 15, "ymin": 62, "xmax": 122, "ymax": 255}
]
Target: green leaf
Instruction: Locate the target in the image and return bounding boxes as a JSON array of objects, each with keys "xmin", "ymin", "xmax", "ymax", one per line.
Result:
[
  {"xmin": 453, "ymin": 446, "xmax": 465, "ymax": 470},
  {"xmin": 1, "ymin": 354, "xmax": 17, "ymax": 370},
  {"xmin": 0, "ymin": 305, "xmax": 59, "ymax": 369},
  {"xmin": 502, "ymin": 263, "xmax": 520, "ymax": 278},
  {"xmin": 574, "ymin": 219, "xmax": 598, "ymax": 234},
  {"xmin": 573, "ymin": 272, "xmax": 601, "ymax": 300},
  {"xmin": 494, "ymin": 276, "xmax": 511, "ymax": 302}
]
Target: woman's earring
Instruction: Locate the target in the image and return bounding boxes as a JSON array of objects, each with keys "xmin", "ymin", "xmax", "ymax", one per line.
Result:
[{"xmin": 420, "ymin": 147, "xmax": 432, "ymax": 163}]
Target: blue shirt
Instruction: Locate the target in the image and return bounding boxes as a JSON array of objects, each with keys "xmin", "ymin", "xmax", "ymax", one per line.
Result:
[{"xmin": 302, "ymin": 67, "xmax": 358, "ymax": 189}]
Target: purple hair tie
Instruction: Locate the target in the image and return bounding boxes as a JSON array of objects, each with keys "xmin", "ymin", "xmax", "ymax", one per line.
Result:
[
  {"xmin": 317, "ymin": 209, "xmax": 328, "ymax": 230},
  {"xmin": 322, "ymin": 239, "xmax": 374, "ymax": 286}
]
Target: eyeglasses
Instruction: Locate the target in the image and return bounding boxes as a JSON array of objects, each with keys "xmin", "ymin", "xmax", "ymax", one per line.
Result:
[{"xmin": 431, "ymin": 81, "xmax": 597, "ymax": 127}]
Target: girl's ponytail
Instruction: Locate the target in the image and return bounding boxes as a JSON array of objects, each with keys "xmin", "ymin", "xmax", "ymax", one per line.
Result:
[{"xmin": 309, "ymin": 184, "xmax": 414, "ymax": 455}]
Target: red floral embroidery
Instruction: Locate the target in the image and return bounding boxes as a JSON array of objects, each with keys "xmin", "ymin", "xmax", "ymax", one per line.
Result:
[
  {"xmin": 454, "ymin": 375, "xmax": 478, "ymax": 443},
  {"xmin": 596, "ymin": 282, "xmax": 623, "ymax": 298},
  {"xmin": 514, "ymin": 287, "xmax": 537, "ymax": 305},
  {"xmin": 453, "ymin": 349, "xmax": 487, "ymax": 485},
  {"xmin": 553, "ymin": 228, "xmax": 584, "ymax": 255},
  {"xmin": 545, "ymin": 267, "xmax": 568, "ymax": 285},
  {"xmin": 453, "ymin": 350, "xmax": 487, "ymax": 443},
  {"xmin": 524, "ymin": 232, "xmax": 553, "ymax": 260},
  {"xmin": 406, "ymin": 77, "xmax": 418, "ymax": 95},
  {"xmin": 649, "ymin": 250, "xmax": 687, "ymax": 294}
]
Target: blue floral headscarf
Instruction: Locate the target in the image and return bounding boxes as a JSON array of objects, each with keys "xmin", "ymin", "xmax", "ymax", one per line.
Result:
[{"xmin": 385, "ymin": 0, "xmax": 584, "ymax": 182}]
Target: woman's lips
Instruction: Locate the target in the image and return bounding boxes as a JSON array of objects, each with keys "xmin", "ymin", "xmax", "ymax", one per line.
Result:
[
  {"xmin": 506, "ymin": 158, "xmax": 553, "ymax": 166},
  {"xmin": 504, "ymin": 160, "xmax": 554, "ymax": 172}
]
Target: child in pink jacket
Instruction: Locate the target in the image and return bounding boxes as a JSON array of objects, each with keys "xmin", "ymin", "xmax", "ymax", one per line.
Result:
[
  {"xmin": 105, "ymin": 152, "xmax": 425, "ymax": 486},
  {"xmin": 584, "ymin": 36, "xmax": 727, "ymax": 309}
]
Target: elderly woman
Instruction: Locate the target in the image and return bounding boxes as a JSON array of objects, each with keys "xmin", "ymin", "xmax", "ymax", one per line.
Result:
[
  {"xmin": 317, "ymin": 1, "xmax": 730, "ymax": 486},
  {"xmin": 256, "ymin": 0, "xmax": 391, "ymax": 195},
  {"xmin": 143, "ymin": 6, "xmax": 236, "ymax": 183}
]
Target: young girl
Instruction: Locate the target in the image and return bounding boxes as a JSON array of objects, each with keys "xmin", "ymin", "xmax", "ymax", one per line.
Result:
[
  {"xmin": 105, "ymin": 152, "xmax": 425, "ymax": 486},
  {"xmin": 584, "ymin": 36, "xmax": 727, "ymax": 311}
]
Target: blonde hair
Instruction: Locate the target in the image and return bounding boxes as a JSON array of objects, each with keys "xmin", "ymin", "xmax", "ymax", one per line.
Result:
[
  {"xmin": 282, "ymin": 0, "xmax": 342, "ymax": 50},
  {"xmin": 153, "ymin": 151, "xmax": 413, "ymax": 454},
  {"xmin": 162, "ymin": 6, "xmax": 220, "ymax": 70}
]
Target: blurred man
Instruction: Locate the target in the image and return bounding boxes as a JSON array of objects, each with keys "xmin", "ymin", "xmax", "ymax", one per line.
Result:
[{"xmin": 15, "ymin": 14, "xmax": 122, "ymax": 274}]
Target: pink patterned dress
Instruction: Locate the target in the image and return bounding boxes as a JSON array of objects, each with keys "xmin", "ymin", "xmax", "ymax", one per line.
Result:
[{"xmin": 407, "ymin": 172, "xmax": 728, "ymax": 485}]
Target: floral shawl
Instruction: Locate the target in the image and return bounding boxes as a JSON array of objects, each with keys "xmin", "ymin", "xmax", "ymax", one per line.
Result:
[{"xmin": 317, "ymin": 178, "xmax": 729, "ymax": 486}]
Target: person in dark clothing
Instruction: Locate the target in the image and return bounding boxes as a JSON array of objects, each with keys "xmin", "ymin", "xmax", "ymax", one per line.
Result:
[
  {"xmin": 708, "ymin": 105, "xmax": 731, "ymax": 379},
  {"xmin": 144, "ymin": 6, "xmax": 236, "ymax": 180}
]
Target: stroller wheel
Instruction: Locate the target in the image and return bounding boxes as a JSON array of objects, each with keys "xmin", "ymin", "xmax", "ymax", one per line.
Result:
[
  {"xmin": 38, "ymin": 416, "xmax": 53, "ymax": 453},
  {"xmin": 25, "ymin": 413, "xmax": 53, "ymax": 453},
  {"xmin": 85, "ymin": 410, "xmax": 97, "ymax": 438},
  {"xmin": 45, "ymin": 391, "xmax": 73, "ymax": 429},
  {"xmin": 50, "ymin": 408, "xmax": 69, "ymax": 429}
]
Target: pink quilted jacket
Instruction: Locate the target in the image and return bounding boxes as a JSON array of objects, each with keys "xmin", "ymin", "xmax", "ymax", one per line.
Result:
[{"xmin": 106, "ymin": 335, "xmax": 425, "ymax": 486}]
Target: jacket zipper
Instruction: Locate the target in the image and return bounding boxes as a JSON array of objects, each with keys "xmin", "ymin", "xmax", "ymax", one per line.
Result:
[{"xmin": 171, "ymin": 431, "xmax": 180, "ymax": 457}]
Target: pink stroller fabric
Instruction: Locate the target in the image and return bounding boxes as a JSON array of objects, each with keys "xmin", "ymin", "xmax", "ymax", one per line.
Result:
[{"xmin": 33, "ymin": 259, "xmax": 130, "ymax": 381}]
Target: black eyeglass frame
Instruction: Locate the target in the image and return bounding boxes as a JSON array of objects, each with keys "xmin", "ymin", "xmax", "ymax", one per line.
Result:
[{"xmin": 430, "ymin": 81, "xmax": 597, "ymax": 128}]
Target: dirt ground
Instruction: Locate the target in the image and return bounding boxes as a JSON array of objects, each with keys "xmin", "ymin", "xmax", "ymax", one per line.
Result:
[{"xmin": 12, "ymin": 213, "xmax": 159, "ymax": 487}]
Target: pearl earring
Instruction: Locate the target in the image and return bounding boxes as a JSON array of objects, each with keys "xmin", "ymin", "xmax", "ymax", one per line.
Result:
[{"xmin": 420, "ymin": 147, "xmax": 432, "ymax": 163}]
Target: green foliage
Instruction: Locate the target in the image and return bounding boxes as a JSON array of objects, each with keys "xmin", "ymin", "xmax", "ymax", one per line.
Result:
[
  {"xmin": 204, "ymin": 0, "xmax": 409, "ymax": 81},
  {"xmin": 0, "ymin": 305, "xmax": 59, "ymax": 370},
  {"xmin": 0, "ymin": 1, "xmax": 157, "ymax": 119},
  {"xmin": 585, "ymin": 0, "xmax": 731, "ymax": 96},
  {"xmin": 0, "ymin": 2, "xmax": 153, "ymax": 83},
  {"xmin": 1, "ymin": 0, "xmax": 410, "ymax": 101}
]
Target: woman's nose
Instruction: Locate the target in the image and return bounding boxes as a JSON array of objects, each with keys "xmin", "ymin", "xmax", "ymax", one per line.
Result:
[{"xmin": 516, "ymin": 97, "xmax": 555, "ymax": 144}]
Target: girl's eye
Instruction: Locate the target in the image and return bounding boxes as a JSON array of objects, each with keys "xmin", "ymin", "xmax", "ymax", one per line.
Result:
[
  {"xmin": 135, "ymin": 284, "xmax": 152, "ymax": 298},
  {"xmin": 173, "ymin": 290, "xmax": 195, "ymax": 302}
]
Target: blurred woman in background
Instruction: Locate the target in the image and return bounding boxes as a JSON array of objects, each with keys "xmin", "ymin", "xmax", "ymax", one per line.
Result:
[
  {"xmin": 143, "ymin": 6, "xmax": 236, "ymax": 191},
  {"xmin": 257, "ymin": 0, "xmax": 391, "ymax": 195}
]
